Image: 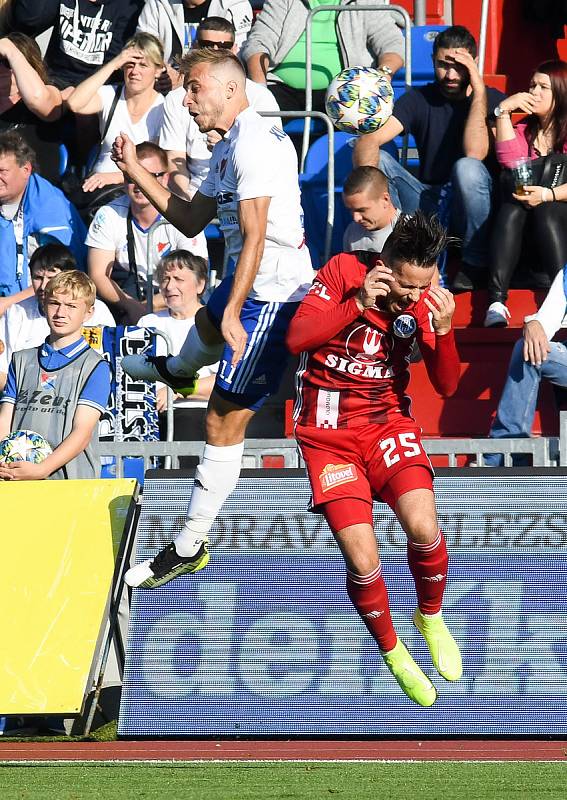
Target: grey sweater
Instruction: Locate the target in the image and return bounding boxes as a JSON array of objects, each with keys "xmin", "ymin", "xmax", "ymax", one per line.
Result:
[{"xmin": 240, "ymin": 0, "xmax": 405, "ymax": 79}]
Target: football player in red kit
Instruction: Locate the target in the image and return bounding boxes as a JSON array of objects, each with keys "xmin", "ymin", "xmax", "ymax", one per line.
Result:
[{"xmin": 286, "ymin": 212, "xmax": 462, "ymax": 707}]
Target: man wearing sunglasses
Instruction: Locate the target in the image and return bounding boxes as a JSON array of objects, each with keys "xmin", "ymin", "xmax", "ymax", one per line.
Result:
[
  {"xmin": 137, "ymin": 0, "xmax": 253, "ymax": 66},
  {"xmin": 160, "ymin": 17, "xmax": 281, "ymax": 200},
  {"xmin": 86, "ymin": 140, "xmax": 208, "ymax": 323}
]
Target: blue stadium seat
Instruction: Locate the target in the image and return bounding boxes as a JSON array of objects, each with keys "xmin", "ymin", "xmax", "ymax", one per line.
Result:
[{"xmin": 58, "ymin": 144, "xmax": 69, "ymax": 177}]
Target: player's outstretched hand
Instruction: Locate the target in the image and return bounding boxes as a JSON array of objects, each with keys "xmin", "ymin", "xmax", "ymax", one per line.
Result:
[
  {"xmin": 356, "ymin": 262, "xmax": 394, "ymax": 310},
  {"xmin": 221, "ymin": 309, "xmax": 248, "ymax": 365},
  {"xmin": 523, "ymin": 319, "xmax": 551, "ymax": 366},
  {"xmin": 111, "ymin": 131, "xmax": 137, "ymax": 175},
  {"xmin": 424, "ymin": 286, "xmax": 455, "ymax": 335}
]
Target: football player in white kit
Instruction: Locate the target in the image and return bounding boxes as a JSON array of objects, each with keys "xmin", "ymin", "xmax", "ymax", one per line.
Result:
[{"xmin": 111, "ymin": 48, "xmax": 313, "ymax": 588}]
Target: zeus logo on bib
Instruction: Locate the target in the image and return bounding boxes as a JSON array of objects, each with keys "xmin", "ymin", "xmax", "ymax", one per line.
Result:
[{"xmin": 393, "ymin": 314, "xmax": 417, "ymax": 338}]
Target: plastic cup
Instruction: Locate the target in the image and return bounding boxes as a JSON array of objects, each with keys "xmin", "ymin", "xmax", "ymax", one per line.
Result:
[{"xmin": 512, "ymin": 157, "xmax": 533, "ymax": 196}]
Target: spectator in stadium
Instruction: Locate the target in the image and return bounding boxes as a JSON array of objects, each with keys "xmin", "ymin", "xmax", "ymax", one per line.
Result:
[
  {"xmin": 342, "ymin": 166, "xmax": 400, "ymax": 253},
  {"xmin": 66, "ymin": 33, "xmax": 166, "ymax": 197},
  {"xmin": 286, "ymin": 212, "xmax": 462, "ymax": 707},
  {"xmin": 0, "ymin": 132, "xmax": 86, "ymax": 315},
  {"xmin": 137, "ymin": 0, "xmax": 253, "ymax": 78},
  {"xmin": 485, "ymin": 61, "xmax": 567, "ymax": 328},
  {"xmin": 241, "ymin": 0, "xmax": 404, "ymax": 113},
  {"xmin": 0, "ymin": 270, "xmax": 111, "ymax": 480},
  {"xmin": 160, "ymin": 16, "xmax": 281, "ymax": 199},
  {"xmin": 137, "ymin": 250, "xmax": 217, "ymax": 438},
  {"xmin": 485, "ymin": 268, "xmax": 567, "ymax": 465},
  {"xmin": 0, "ymin": 33, "xmax": 66, "ymax": 185},
  {"xmin": 86, "ymin": 141, "xmax": 208, "ymax": 324},
  {"xmin": 0, "ymin": 242, "xmax": 114, "ymax": 391},
  {"xmin": 113, "ymin": 48, "xmax": 313, "ymax": 589},
  {"xmin": 353, "ymin": 25, "xmax": 505, "ymax": 293},
  {"xmin": 10, "ymin": 0, "xmax": 144, "ymax": 90}
]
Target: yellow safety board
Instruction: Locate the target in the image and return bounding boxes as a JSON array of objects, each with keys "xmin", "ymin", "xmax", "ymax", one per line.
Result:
[{"xmin": 0, "ymin": 479, "xmax": 137, "ymax": 715}]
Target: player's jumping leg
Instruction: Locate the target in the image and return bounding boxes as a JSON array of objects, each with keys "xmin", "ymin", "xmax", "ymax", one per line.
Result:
[
  {"xmin": 394, "ymin": 480, "xmax": 463, "ymax": 682},
  {"xmin": 122, "ymin": 307, "xmax": 223, "ymax": 391},
  {"xmin": 326, "ymin": 500, "xmax": 437, "ymax": 707},
  {"xmin": 125, "ymin": 395, "xmax": 254, "ymax": 589}
]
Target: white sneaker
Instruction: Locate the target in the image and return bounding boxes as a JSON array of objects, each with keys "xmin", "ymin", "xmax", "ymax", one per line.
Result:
[{"xmin": 484, "ymin": 302, "xmax": 511, "ymax": 328}]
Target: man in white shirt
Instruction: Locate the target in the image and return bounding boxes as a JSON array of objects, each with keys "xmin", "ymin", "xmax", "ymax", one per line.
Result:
[
  {"xmin": 342, "ymin": 166, "xmax": 400, "ymax": 253},
  {"xmin": 160, "ymin": 16, "xmax": 282, "ymax": 199},
  {"xmin": 86, "ymin": 141, "xmax": 208, "ymax": 324},
  {"xmin": 112, "ymin": 48, "xmax": 312, "ymax": 590},
  {"xmin": 0, "ymin": 243, "xmax": 114, "ymax": 391},
  {"xmin": 485, "ymin": 270, "xmax": 567, "ymax": 465}
]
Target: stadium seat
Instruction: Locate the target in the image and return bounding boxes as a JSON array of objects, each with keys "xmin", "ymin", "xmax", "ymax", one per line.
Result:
[{"xmin": 300, "ymin": 132, "xmax": 398, "ymax": 266}]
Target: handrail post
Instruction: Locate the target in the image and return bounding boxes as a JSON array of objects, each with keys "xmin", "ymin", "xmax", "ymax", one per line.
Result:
[{"xmin": 302, "ymin": 4, "xmax": 413, "ymax": 172}]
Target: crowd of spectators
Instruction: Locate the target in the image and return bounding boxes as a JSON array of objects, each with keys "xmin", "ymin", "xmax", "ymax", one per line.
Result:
[{"xmin": 0, "ymin": 0, "xmax": 565, "ymax": 454}]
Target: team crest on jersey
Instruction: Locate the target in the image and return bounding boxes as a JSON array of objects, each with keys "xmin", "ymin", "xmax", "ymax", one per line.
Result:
[
  {"xmin": 40, "ymin": 370, "xmax": 57, "ymax": 391},
  {"xmin": 346, "ymin": 324, "xmax": 391, "ymax": 364},
  {"xmin": 392, "ymin": 314, "xmax": 417, "ymax": 338},
  {"xmin": 319, "ymin": 462, "xmax": 358, "ymax": 492}
]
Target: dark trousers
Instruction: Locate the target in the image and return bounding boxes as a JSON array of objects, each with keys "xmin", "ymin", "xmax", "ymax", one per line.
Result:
[{"xmin": 488, "ymin": 199, "xmax": 567, "ymax": 303}]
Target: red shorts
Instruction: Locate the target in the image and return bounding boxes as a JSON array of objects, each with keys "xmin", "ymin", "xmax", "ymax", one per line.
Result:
[{"xmin": 296, "ymin": 418, "xmax": 434, "ymax": 524}]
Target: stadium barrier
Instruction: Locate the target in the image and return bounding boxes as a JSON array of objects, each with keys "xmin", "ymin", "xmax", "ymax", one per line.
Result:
[
  {"xmin": 98, "ymin": 429, "xmax": 561, "ymax": 476},
  {"xmin": 119, "ymin": 468, "xmax": 567, "ymax": 736}
]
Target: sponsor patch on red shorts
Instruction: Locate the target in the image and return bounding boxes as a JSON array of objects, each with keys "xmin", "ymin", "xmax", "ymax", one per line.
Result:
[{"xmin": 319, "ymin": 462, "xmax": 358, "ymax": 493}]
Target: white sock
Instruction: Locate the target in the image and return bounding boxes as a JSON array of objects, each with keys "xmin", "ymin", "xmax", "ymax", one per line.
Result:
[
  {"xmin": 168, "ymin": 326, "xmax": 224, "ymax": 376},
  {"xmin": 174, "ymin": 442, "xmax": 244, "ymax": 557}
]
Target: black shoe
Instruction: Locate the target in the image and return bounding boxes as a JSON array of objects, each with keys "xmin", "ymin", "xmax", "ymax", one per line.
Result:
[
  {"xmin": 124, "ymin": 541, "xmax": 210, "ymax": 589},
  {"xmin": 451, "ymin": 269, "xmax": 474, "ymax": 293}
]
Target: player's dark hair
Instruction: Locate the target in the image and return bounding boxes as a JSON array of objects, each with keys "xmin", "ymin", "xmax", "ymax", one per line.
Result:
[
  {"xmin": 29, "ymin": 243, "xmax": 77, "ymax": 274},
  {"xmin": 381, "ymin": 211, "xmax": 449, "ymax": 268},
  {"xmin": 433, "ymin": 25, "xmax": 477, "ymax": 59},
  {"xmin": 198, "ymin": 16, "xmax": 235, "ymax": 37},
  {"xmin": 343, "ymin": 166, "xmax": 389, "ymax": 197}
]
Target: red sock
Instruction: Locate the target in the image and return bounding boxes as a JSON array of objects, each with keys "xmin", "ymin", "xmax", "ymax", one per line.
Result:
[
  {"xmin": 407, "ymin": 530, "xmax": 448, "ymax": 614},
  {"xmin": 346, "ymin": 564, "xmax": 397, "ymax": 652}
]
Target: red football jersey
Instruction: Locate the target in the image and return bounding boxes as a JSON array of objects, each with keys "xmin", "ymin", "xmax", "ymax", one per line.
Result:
[{"xmin": 286, "ymin": 252, "xmax": 459, "ymax": 429}]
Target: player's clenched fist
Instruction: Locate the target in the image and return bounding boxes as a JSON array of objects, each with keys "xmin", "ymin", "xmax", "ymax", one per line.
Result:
[
  {"xmin": 424, "ymin": 286, "xmax": 455, "ymax": 335},
  {"xmin": 356, "ymin": 263, "xmax": 394, "ymax": 310}
]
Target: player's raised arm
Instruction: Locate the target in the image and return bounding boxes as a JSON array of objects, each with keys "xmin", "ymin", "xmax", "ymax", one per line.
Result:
[
  {"xmin": 420, "ymin": 286, "xmax": 460, "ymax": 397},
  {"xmin": 112, "ymin": 132, "xmax": 216, "ymax": 237}
]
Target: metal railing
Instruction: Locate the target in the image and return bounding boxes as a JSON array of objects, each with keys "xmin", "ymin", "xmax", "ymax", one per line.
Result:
[
  {"xmin": 99, "ymin": 428, "xmax": 565, "ymax": 476},
  {"xmin": 302, "ymin": 4, "xmax": 413, "ymax": 171}
]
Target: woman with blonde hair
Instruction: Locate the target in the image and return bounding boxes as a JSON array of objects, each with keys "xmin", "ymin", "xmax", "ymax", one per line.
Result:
[{"xmin": 67, "ymin": 32, "xmax": 166, "ymax": 196}]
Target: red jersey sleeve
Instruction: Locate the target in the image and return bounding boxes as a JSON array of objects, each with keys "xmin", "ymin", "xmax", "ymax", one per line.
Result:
[
  {"xmin": 418, "ymin": 327, "xmax": 461, "ymax": 397},
  {"xmin": 286, "ymin": 254, "xmax": 364, "ymax": 354}
]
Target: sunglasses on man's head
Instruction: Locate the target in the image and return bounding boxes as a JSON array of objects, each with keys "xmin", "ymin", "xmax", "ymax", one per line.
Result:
[{"xmin": 196, "ymin": 38, "xmax": 233, "ymax": 50}]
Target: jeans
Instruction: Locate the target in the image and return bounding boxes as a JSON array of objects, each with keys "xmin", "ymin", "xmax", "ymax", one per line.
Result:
[
  {"xmin": 379, "ymin": 151, "xmax": 493, "ymax": 268},
  {"xmin": 484, "ymin": 338, "xmax": 567, "ymax": 465}
]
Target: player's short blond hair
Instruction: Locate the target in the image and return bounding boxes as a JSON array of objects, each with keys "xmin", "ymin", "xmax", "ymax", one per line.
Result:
[
  {"xmin": 44, "ymin": 270, "xmax": 96, "ymax": 307},
  {"xmin": 180, "ymin": 47, "xmax": 245, "ymax": 81}
]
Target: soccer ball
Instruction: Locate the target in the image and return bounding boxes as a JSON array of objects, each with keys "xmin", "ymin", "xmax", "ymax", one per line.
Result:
[
  {"xmin": 325, "ymin": 66, "xmax": 394, "ymax": 134},
  {"xmin": 0, "ymin": 430, "xmax": 53, "ymax": 464}
]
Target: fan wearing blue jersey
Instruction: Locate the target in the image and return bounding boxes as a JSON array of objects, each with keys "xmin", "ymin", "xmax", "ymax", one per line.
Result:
[{"xmin": 111, "ymin": 47, "xmax": 313, "ymax": 589}]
